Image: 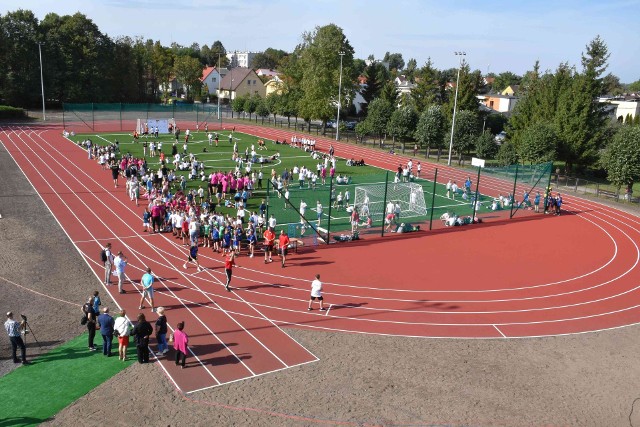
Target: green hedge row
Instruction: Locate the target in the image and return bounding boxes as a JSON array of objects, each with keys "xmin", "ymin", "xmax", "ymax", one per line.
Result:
[{"xmin": 0, "ymin": 105, "xmax": 26, "ymax": 119}]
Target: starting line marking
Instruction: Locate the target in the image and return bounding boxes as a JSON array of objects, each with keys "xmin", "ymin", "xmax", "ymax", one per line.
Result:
[{"xmin": 326, "ymin": 304, "xmax": 333, "ymax": 316}]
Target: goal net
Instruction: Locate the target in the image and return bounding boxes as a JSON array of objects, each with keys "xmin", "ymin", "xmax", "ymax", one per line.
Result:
[
  {"xmin": 354, "ymin": 183, "xmax": 427, "ymax": 221},
  {"xmin": 135, "ymin": 118, "xmax": 174, "ymax": 135}
]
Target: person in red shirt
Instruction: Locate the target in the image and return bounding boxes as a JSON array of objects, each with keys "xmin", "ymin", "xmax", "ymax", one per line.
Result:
[
  {"xmin": 224, "ymin": 252, "xmax": 237, "ymax": 291},
  {"xmin": 278, "ymin": 230, "xmax": 290, "ymax": 268},
  {"xmin": 263, "ymin": 228, "xmax": 275, "ymax": 264}
]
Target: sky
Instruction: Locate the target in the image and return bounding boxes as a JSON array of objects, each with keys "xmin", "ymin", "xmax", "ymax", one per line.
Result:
[{"xmin": 3, "ymin": 0, "xmax": 640, "ymax": 82}]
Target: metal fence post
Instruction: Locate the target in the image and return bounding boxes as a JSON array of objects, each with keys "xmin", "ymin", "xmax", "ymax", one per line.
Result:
[
  {"xmin": 509, "ymin": 163, "xmax": 519, "ymax": 219},
  {"xmin": 429, "ymin": 168, "xmax": 438, "ymax": 230},
  {"xmin": 381, "ymin": 171, "xmax": 389, "ymax": 237},
  {"xmin": 326, "ymin": 177, "xmax": 333, "ymax": 244}
]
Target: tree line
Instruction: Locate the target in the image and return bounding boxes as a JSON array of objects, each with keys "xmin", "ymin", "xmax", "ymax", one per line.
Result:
[{"xmin": 2, "ymin": 10, "xmax": 640, "ymax": 189}]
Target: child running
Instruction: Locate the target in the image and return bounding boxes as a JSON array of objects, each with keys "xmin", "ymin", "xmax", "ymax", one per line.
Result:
[{"xmin": 183, "ymin": 243, "xmax": 203, "ymax": 272}]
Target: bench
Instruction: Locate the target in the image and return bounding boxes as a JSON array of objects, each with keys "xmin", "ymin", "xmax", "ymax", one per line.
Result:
[{"xmin": 598, "ymin": 189, "xmax": 619, "ymax": 201}]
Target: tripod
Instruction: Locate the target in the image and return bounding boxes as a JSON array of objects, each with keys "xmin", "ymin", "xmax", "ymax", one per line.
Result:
[{"xmin": 21, "ymin": 315, "xmax": 42, "ymax": 350}]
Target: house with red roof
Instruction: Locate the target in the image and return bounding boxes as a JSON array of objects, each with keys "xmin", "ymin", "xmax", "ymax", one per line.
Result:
[{"xmin": 200, "ymin": 66, "xmax": 228, "ymax": 95}]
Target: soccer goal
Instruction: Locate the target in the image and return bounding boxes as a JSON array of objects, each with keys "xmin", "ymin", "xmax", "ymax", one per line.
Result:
[
  {"xmin": 136, "ymin": 118, "xmax": 174, "ymax": 135},
  {"xmin": 354, "ymin": 182, "xmax": 427, "ymax": 221}
]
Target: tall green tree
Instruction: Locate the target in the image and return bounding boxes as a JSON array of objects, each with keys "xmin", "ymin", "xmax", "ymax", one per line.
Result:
[
  {"xmin": 379, "ymin": 80, "xmax": 399, "ymax": 106},
  {"xmin": 414, "ymin": 105, "xmax": 447, "ymax": 160},
  {"xmin": 296, "ymin": 24, "xmax": 355, "ymax": 132},
  {"xmin": 387, "ymin": 105, "xmax": 418, "ymax": 147},
  {"xmin": 600, "ymin": 126, "xmax": 640, "ymax": 192},
  {"xmin": 445, "ymin": 62, "xmax": 482, "ymax": 121},
  {"xmin": 492, "ymin": 71, "xmax": 521, "ymax": 92},
  {"xmin": 360, "ymin": 60, "xmax": 388, "ymax": 111},
  {"xmin": 174, "ymin": 55, "xmax": 202, "ymax": 100},
  {"xmin": 383, "ymin": 51, "xmax": 405, "ymax": 71},
  {"xmin": 496, "ymin": 141, "xmax": 519, "ymax": 166},
  {"xmin": 475, "ymin": 132, "xmax": 499, "ymax": 159},
  {"xmin": 364, "ymin": 98, "xmax": 394, "ymax": 143},
  {"xmin": 516, "ymin": 122, "xmax": 557, "ymax": 164},
  {"xmin": 410, "ymin": 59, "xmax": 441, "ymax": 112},
  {"xmin": 0, "ymin": 9, "xmax": 41, "ymax": 107},
  {"xmin": 449, "ymin": 110, "xmax": 479, "ymax": 164}
]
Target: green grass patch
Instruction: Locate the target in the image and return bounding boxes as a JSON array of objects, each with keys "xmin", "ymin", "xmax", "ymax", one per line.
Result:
[
  {"xmin": 0, "ymin": 333, "xmax": 135, "ymax": 426},
  {"xmin": 67, "ymin": 131, "xmax": 503, "ymax": 232}
]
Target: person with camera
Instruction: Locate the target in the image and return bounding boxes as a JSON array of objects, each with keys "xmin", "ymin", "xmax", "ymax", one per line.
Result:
[
  {"xmin": 5, "ymin": 312, "xmax": 28, "ymax": 364},
  {"xmin": 81, "ymin": 297, "xmax": 97, "ymax": 351}
]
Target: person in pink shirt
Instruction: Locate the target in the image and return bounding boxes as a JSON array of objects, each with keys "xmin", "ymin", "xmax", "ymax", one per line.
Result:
[
  {"xmin": 173, "ymin": 321, "xmax": 188, "ymax": 368},
  {"xmin": 321, "ymin": 167, "xmax": 327, "ymax": 185},
  {"xmin": 330, "ymin": 166, "xmax": 336, "ymax": 182}
]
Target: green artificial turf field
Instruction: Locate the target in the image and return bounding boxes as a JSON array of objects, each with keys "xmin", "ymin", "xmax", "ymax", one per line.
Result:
[{"xmin": 68, "ymin": 130, "xmax": 494, "ymax": 234}]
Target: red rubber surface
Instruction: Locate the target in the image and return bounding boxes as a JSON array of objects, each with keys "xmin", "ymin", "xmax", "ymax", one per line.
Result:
[{"xmin": 3, "ymin": 123, "xmax": 640, "ymax": 393}]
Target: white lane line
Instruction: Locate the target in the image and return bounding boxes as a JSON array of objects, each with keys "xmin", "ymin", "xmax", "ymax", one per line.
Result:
[{"xmin": 493, "ymin": 325, "xmax": 506, "ymax": 338}]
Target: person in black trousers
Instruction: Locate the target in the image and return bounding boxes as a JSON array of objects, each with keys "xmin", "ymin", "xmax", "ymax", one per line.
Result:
[
  {"xmin": 131, "ymin": 313, "xmax": 153, "ymax": 364},
  {"xmin": 4, "ymin": 312, "xmax": 28, "ymax": 364},
  {"xmin": 82, "ymin": 297, "xmax": 97, "ymax": 351}
]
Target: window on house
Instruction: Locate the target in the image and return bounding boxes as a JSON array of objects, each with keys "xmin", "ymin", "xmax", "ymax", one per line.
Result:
[
  {"xmin": 490, "ymin": 101, "xmax": 494, "ymax": 108},
  {"xmin": 247, "ymin": 80, "xmax": 250, "ymax": 86}
]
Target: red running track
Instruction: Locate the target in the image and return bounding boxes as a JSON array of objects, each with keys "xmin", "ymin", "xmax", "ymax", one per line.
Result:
[{"xmin": 3, "ymin": 124, "xmax": 640, "ymax": 392}]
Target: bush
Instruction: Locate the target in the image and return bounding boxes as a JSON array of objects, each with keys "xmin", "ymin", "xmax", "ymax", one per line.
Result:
[{"xmin": 0, "ymin": 105, "xmax": 26, "ymax": 119}]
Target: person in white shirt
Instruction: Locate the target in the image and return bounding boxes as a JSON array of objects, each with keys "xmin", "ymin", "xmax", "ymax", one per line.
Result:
[
  {"xmin": 451, "ymin": 181, "xmax": 459, "ymax": 200},
  {"xmin": 207, "ymin": 133, "xmax": 213, "ymax": 145},
  {"xmin": 268, "ymin": 214, "xmax": 277, "ymax": 229},
  {"xmin": 113, "ymin": 251, "xmax": 128, "ymax": 294},
  {"xmin": 300, "ymin": 200, "xmax": 308, "ymax": 223},
  {"xmin": 308, "ymin": 274, "xmax": 325, "ymax": 311}
]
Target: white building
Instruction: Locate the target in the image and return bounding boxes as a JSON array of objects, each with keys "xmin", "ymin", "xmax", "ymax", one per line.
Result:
[
  {"xmin": 200, "ymin": 66, "xmax": 228, "ymax": 95},
  {"xmin": 226, "ymin": 51, "xmax": 259, "ymax": 69}
]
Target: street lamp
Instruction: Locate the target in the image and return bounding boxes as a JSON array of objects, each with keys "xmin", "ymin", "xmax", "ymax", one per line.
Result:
[
  {"xmin": 336, "ymin": 51, "xmax": 345, "ymax": 141},
  {"xmin": 37, "ymin": 42, "xmax": 46, "ymax": 121},
  {"xmin": 447, "ymin": 51, "xmax": 466, "ymax": 166},
  {"xmin": 217, "ymin": 53, "xmax": 221, "ymax": 124}
]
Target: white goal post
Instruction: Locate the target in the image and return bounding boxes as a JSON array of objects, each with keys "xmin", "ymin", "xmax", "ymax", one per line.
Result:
[
  {"xmin": 136, "ymin": 118, "xmax": 175, "ymax": 135},
  {"xmin": 354, "ymin": 182, "xmax": 428, "ymax": 221}
]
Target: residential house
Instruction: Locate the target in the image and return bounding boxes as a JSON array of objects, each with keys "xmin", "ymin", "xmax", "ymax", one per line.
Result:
[
  {"xmin": 226, "ymin": 51, "xmax": 259, "ymax": 69},
  {"xmin": 264, "ymin": 76, "xmax": 284, "ymax": 96},
  {"xmin": 200, "ymin": 66, "xmax": 229, "ymax": 95},
  {"xmin": 218, "ymin": 67, "xmax": 266, "ymax": 101},
  {"xmin": 501, "ymin": 85, "xmax": 520, "ymax": 96},
  {"xmin": 394, "ymin": 75, "xmax": 416, "ymax": 96},
  {"xmin": 599, "ymin": 95, "xmax": 640, "ymax": 121},
  {"xmin": 256, "ymin": 69, "xmax": 280, "ymax": 79},
  {"xmin": 477, "ymin": 94, "xmax": 518, "ymax": 114},
  {"xmin": 158, "ymin": 76, "xmax": 180, "ymax": 95}
]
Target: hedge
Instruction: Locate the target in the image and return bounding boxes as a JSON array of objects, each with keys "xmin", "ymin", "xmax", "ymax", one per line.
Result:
[{"xmin": 0, "ymin": 105, "xmax": 26, "ymax": 119}]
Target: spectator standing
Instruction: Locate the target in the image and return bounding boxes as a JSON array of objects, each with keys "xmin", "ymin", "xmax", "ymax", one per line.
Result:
[
  {"xmin": 173, "ymin": 321, "xmax": 189, "ymax": 369},
  {"xmin": 97, "ymin": 307, "xmax": 115, "ymax": 357},
  {"xmin": 114, "ymin": 309, "xmax": 132, "ymax": 361},
  {"xmin": 263, "ymin": 227, "xmax": 275, "ymax": 264},
  {"xmin": 139, "ymin": 267, "xmax": 155, "ymax": 312},
  {"xmin": 131, "ymin": 313, "xmax": 154, "ymax": 364},
  {"xmin": 102, "ymin": 243, "xmax": 113, "ymax": 285},
  {"xmin": 114, "ymin": 251, "xmax": 128, "ymax": 294},
  {"xmin": 155, "ymin": 307, "xmax": 169, "ymax": 356},
  {"xmin": 82, "ymin": 297, "xmax": 97, "ymax": 351},
  {"xmin": 308, "ymin": 274, "xmax": 326, "ymax": 311},
  {"xmin": 5, "ymin": 312, "xmax": 28, "ymax": 364},
  {"xmin": 278, "ymin": 230, "xmax": 290, "ymax": 268}
]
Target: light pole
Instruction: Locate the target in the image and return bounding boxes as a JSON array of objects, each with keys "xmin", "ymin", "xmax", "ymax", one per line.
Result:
[
  {"xmin": 335, "ymin": 51, "xmax": 345, "ymax": 141},
  {"xmin": 447, "ymin": 51, "xmax": 466, "ymax": 166},
  {"xmin": 217, "ymin": 53, "xmax": 221, "ymax": 122},
  {"xmin": 37, "ymin": 42, "xmax": 46, "ymax": 121}
]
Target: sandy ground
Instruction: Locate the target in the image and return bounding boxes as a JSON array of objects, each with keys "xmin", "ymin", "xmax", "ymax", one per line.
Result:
[{"xmin": 2, "ymin": 139, "xmax": 640, "ymax": 427}]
